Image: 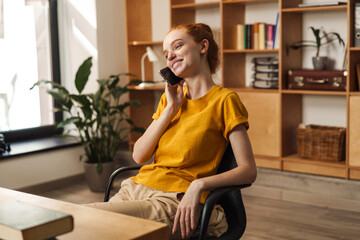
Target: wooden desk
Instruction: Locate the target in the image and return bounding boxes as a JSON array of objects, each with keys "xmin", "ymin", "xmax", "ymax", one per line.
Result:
[{"xmin": 0, "ymin": 187, "xmax": 169, "ymax": 240}]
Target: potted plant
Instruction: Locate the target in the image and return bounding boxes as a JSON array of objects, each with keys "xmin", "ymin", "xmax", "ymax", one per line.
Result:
[
  {"xmin": 32, "ymin": 57, "xmax": 143, "ymax": 192},
  {"xmin": 289, "ymin": 26, "xmax": 345, "ymax": 70}
]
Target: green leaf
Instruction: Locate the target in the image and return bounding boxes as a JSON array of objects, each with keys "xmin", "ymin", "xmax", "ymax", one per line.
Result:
[
  {"xmin": 108, "ymin": 76, "xmax": 120, "ymax": 89},
  {"xmin": 70, "ymin": 94, "xmax": 91, "ymax": 107},
  {"xmin": 131, "ymin": 127, "xmax": 146, "ymax": 134},
  {"xmin": 57, "ymin": 117, "xmax": 80, "ymax": 128},
  {"xmin": 75, "ymin": 57, "xmax": 93, "ymax": 94},
  {"xmin": 47, "ymin": 88, "xmax": 73, "ymax": 110},
  {"xmin": 30, "ymin": 80, "xmax": 67, "ymax": 91}
]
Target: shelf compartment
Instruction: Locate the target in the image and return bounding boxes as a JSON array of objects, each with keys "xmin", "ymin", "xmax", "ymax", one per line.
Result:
[
  {"xmin": 282, "ymin": 5, "xmax": 347, "ymax": 13},
  {"xmin": 172, "ymin": 1, "xmax": 219, "ymax": 10},
  {"xmin": 349, "ymin": 169, "xmax": 360, "ymax": 180},
  {"xmin": 223, "ymin": 0, "xmax": 277, "ymax": 5},
  {"xmin": 283, "ymin": 154, "xmax": 347, "ymax": 178},
  {"xmin": 223, "ymin": 49, "xmax": 279, "ymax": 53},
  {"xmin": 238, "ymin": 92, "xmax": 281, "ymax": 157},
  {"xmin": 128, "ymin": 41, "xmax": 163, "ymax": 46},
  {"xmin": 255, "ymin": 155, "xmax": 281, "ymax": 170},
  {"xmin": 350, "ymin": 47, "xmax": 360, "ymax": 51},
  {"xmin": 229, "ymin": 87, "xmax": 279, "ymax": 93},
  {"xmin": 281, "ymin": 89, "xmax": 347, "ymax": 96},
  {"xmin": 283, "ymin": 154, "xmax": 346, "ymax": 167}
]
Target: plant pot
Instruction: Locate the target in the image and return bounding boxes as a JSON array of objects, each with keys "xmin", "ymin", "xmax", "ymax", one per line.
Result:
[
  {"xmin": 312, "ymin": 56, "xmax": 328, "ymax": 70},
  {"xmin": 83, "ymin": 161, "xmax": 115, "ymax": 192}
]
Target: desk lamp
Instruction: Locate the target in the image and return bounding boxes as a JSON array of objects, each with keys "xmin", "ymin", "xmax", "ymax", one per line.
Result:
[{"xmin": 141, "ymin": 46, "xmax": 159, "ymax": 82}]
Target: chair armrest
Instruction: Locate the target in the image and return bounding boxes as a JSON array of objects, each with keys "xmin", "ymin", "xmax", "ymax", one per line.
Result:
[
  {"xmin": 197, "ymin": 184, "xmax": 251, "ymax": 240},
  {"xmin": 104, "ymin": 166, "xmax": 142, "ymax": 202}
]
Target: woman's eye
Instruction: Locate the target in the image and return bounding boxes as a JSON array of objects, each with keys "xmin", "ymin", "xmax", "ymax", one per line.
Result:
[{"xmin": 175, "ymin": 44, "xmax": 182, "ymax": 50}]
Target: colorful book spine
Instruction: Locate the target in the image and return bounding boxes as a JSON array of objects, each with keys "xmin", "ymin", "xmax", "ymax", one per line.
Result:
[
  {"xmin": 273, "ymin": 12, "xmax": 279, "ymax": 49},
  {"xmin": 254, "ymin": 23, "xmax": 259, "ymax": 50},
  {"xmin": 244, "ymin": 24, "xmax": 247, "ymax": 49},
  {"xmin": 267, "ymin": 24, "xmax": 274, "ymax": 49}
]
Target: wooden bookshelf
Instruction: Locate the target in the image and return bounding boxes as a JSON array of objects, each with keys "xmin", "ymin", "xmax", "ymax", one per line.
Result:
[
  {"xmin": 281, "ymin": 5, "xmax": 347, "ymax": 13},
  {"xmin": 223, "ymin": 49, "xmax": 279, "ymax": 53},
  {"xmin": 124, "ymin": 0, "xmax": 360, "ymax": 181},
  {"xmin": 281, "ymin": 89, "xmax": 348, "ymax": 96},
  {"xmin": 171, "ymin": 2, "xmax": 220, "ymax": 10}
]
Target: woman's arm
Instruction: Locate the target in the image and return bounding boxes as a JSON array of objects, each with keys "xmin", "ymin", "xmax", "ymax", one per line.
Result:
[
  {"xmin": 132, "ymin": 81, "xmax": 185, "ymax": 164},
  {"xmin": 172, "ymin": 123, "xmax": 257, "ymax": 238}
]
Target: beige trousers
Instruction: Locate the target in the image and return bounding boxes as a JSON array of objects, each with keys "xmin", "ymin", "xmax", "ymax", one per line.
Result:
[{"xmin": 86, "ymin": 178, "xmax": 228, "ymax": 240}]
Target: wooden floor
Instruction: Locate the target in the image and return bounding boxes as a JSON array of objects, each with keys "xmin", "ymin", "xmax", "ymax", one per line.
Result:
[{"xmin": 31, "ymin": 177, "xmax": 360, "ymax": 240}]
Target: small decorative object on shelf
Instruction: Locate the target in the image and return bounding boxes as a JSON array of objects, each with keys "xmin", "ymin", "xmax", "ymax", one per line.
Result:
[
  {"xmin": 297, "ymin": 124, "xmax": 345, "ymax": 162},
  {"xmin": 288, "ymin": 69, "xmax": 347, "ymax": 91},
  {"xmin": 289, "ymin": 26, "xmax": 345, "ymax": 70},
  {"xmin": 251, "ymin": 57, "xmax": 278, "ymax": 89}
]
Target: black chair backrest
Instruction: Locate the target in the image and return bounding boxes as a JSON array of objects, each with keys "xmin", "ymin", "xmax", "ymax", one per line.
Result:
[{"xmin": 210, "ymin": 144, "xmax": 247, "ymax": 240}]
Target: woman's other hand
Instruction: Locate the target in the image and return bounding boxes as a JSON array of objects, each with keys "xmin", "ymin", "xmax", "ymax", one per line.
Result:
[{"xmin": 172, "ymin": 179, "xmax": 203, "ymax": 239}]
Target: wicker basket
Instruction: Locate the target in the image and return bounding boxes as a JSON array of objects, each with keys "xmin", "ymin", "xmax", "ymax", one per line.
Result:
[{"xmin": 297, "ymin": 124, "xmax": 346, "ymax": 161}]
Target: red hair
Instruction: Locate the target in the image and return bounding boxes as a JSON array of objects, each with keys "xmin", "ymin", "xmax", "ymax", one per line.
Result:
[{"xmin": 170, "ymin": 23, "xmax": 219, "ymax": 74}]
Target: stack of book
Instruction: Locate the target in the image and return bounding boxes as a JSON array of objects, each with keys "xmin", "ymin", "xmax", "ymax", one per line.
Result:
[
  {"xmin": 236, "ymin": 14, "xmax": 279, "ymax": 50},
  {"xmin": 251, "ymin": 57, "xmax": 278, "ymax": 89}
]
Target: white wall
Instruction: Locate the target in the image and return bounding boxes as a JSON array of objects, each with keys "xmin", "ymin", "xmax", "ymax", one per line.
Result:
[
  {"xmin": 0, "ymin": 146, "xmax": 84, "ymax": 189},
  {"xmin": 0, "ymin": 0, "xmax": 127, "ymax": 190}
]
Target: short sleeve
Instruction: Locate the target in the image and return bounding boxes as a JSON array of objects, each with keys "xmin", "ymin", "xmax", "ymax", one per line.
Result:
[
  {"xmin": 152, "ymin": 93, "xmax": 167, "ymax": 120},
  {"xmin": 223, "ymin": 92, "xmax": 249, "ymax": 140}
]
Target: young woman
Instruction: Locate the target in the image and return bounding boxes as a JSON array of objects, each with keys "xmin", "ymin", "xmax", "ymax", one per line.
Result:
[{"xmin": 87, "ymin": 23, "xmax": 256, "ymax": 240}]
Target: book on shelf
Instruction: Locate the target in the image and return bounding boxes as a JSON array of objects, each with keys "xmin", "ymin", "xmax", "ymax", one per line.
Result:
[
  {"xmin": 258, "ymin": 23, "xmax": 265, "ymax": 50},
  {"xmin": 253, "ymin": 23, "xmax": 259, "ymax": 49},
  {"xmin": 273, "ymin": 12, "xmax": 279, "ymax": 49},
  {"xmin": 246, "ymin": 24, "xmax": 252, "ymax": 49},
  {"xmin": 355, "ymin": 3, "xmax": 360, "ymax": 47},
  {"xmin": 356, "ymin": 62, "xmax": 360, "ymax": 91},
  {"xmin": 0, "ymin": 202, "xmax": 74, "ymax": 240},
  {"xmin": 236, "ymin": 24, "xmax": 244, "ymax": 50},
  {"xmin": 298, "ymin": 1, "xmax": 347, "ymax": 8},
  {"xmin": 243, "ymin": 24, "xmax": 247, "ymax": 50},
  {"xmin": 235, "ymin": 18, "xmax": 278, "ymax": 50},
  {"xmin": 267, "ymin": 24, "xmax": 274, "ymax": 49}
]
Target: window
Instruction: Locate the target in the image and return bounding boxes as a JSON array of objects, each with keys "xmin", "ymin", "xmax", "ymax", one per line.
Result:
[{"xmin": 0, "ymin": 0, "xmax": 61, "ymax": 142}]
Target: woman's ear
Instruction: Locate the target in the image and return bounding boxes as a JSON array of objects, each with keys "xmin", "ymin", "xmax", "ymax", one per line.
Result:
[{"xmin": 200, "ymin": 39, "xmax": 209, "ymax": 54}]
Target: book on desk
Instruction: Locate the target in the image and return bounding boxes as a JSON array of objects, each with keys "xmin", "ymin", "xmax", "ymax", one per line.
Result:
[{"xmin": 0, "ymin": 202, "xmax": 74, "ymax": 240}]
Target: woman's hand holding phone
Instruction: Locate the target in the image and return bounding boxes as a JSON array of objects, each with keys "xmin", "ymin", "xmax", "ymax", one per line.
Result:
[{"xmin": 165, "ymin": 80, "xmax": 185, "ymax": 118}]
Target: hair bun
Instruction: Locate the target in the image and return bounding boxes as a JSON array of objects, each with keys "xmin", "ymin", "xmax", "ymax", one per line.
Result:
[{"xmin": 194, "ymin": 23, "xmax": 213, "ymax": 37}]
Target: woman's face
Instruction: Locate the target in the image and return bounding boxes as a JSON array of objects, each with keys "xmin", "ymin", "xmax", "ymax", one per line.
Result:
[{"xmin": 163, "ymin": 29, "xmax": 203, "ymax": 78}]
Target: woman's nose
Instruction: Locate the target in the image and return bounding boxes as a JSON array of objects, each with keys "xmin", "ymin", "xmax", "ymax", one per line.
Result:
[{"xmin": 167, "ymin": 52, "xmax": 176, "ymax": 61}]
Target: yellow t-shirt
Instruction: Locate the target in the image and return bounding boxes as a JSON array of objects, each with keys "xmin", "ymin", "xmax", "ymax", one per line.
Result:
[{"xmin": 131, "ymin": 85, "xmax": 249, "ymax": 203}]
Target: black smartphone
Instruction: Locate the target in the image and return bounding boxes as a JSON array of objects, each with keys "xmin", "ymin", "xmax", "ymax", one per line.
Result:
[{"xmin": 159, "ymin": 67, "xmax": 183, "ymax": 86}]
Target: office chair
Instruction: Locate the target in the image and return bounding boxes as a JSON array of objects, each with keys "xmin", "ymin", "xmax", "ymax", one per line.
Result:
[{"xmin": 104, "ymin": 144, "xmax": 251, "ymax": 240}]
